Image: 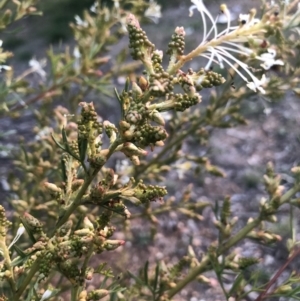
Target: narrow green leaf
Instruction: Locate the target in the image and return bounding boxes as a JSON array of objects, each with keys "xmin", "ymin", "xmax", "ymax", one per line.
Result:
[
  {"xmin": 127, "ymin": 270, "xmax": 144, "ymax": 286},
  {"xmin": 114, "ymin": 88, "xmax": 124, "ymax": 118},
  {"xmin": 124, "ymin": 77, "xmax": 130, "ymax": 92},
  {"xmin": 61, "ymin": 157, "xmax": 67, "ymax": 182},
  {"xmin": 51, "ymin": 133, "xmax": 67, "ymax": 152},
  {"xmin": 11, "ymin": 255, "xmax": 30, "ymax": 266},
  {"xmin": 153, "ymin": 263, "xmax": 160, "ymax": 292},
  {"xmin": 78, "ymin": 137, "xmax": 88, "ymax": 163},
  {"xmin": 19, "ymin": 217, "xmax": 37, "ymax": 244},
  {"xmin": 21, "ymin": 144, "xmax": 29, "ymax": 165},
  {"xmin": 229, "ymin": 273, "xmax": 244, "ymax": 296},
  {"xmin": 144, "ymin": 261, "xmax": 149, "ymax": 285},
  {"xmin": 100, "ymin": 275, "xmax": 108, "ymax": 288},
  {"xmin": 61, "ymin": 127, "xmax": 68, "ymax": 144},
  {"xmin": 11, "ymin": 244, "xmax": 26, "ymax": 258},
  {"xmin": 61, "ymin": 127, "xmax": 71, "ymax": 153},
  {"xmin": 114, "ymin": 88, "xmax": 121, "ymax": 103}
]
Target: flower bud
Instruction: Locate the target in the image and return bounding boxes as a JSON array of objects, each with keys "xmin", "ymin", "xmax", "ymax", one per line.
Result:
[
  {"xmin": 149, "ymin": 110, "xmax": 165, "ymax": 126},
  {"xmin": 130, "ymin": 155, "xmax": 140, "ymax": 166},
  {"xmin": 83, "ymin": 217, "xmax": 94, "ymax": 230},
  {"xmin": 138, "ymin": 76, "xmax": 148, "ymax": 91},
  {"xmin": 274, "ymin": 285, "xmax": 292, "ymax": 294},
  {"xmin": 74, "ymin": 228, "xmax": 92, "ymax": 236},
  {"xmin": 122, "ymin": 142, "xmax": 147, "ymax": 157},
  {"xmin": 44, "ymin": 182, "xmax": 61, "ymax": 193},
  {"xmin": 87, "ymin": 289, "xmax": 109, "ymax": 300},
  {"xmin": 119, "ymin": 120, "xmax": 131, "ymax": 130},
  {"xmin": 104, "ymin": 239, "xmax": 125, "ymax": 251},
  {"xmin": 132, "ymin": 82, "xmax": 143, "ymax": 96}
]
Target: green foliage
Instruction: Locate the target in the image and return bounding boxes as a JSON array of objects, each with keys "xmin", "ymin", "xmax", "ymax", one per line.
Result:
[{"xmin": 1, "ymin": 0, "xmax": 300, "ymax": 300}]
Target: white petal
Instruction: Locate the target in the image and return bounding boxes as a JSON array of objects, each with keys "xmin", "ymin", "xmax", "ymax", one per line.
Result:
[
  {"xmin": 267, "ymin": 48, "xmax": 276, "ymax": 58},
  {"xmin": 239, "ymin": 13, "xmax": 250, "ymax": 23},
  {"xmin": 40, "ymin": 289, "xmax": 52, "ymax": 301},
  {"xmin": 274, "ymin": 59, "xmax": 284, "ymax": 66},
  {"xmin": 0, "ymin": 65, "xmax": 12, "ymax": 71}
]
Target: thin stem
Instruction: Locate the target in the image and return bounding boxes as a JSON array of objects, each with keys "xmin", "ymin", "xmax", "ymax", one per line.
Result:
[
  {"xmin": 14, "ymin": 138, "xmax": 121, "ymax": 300},
  {"xmin": 54, "ymin": 138, "xmax": 121, "ymax": 231},
  {"xmin": 279, "ymin": 184, "xmax": 300, "ymax": 205},
  {"xmin": 71, "ymin": 285, "xmax": 80, "ymax": 301},
  {"xmin": 167, "ymin": 183, "xmax": 300, "ymax": 299},
  {"xmin": 167, "ymin": 22, "xmax": 264, "ymax": 75},
  {"xmin": 13, "ymin": 260, "xmax": 40, "ymax": 301},
  {"xmin": 167, "ymin": 218, "xmax": 262, "ymax": 298},
  {"xmin": 167, "ymin": 256, "xmax": 211, "ymax": 298},
  {"xmin": 135, "ymin": 117, "xmax": 205, "ymax": 178},
  {"xmin": 0, "ymin": 240, "xmax": 16, "ymax": 292},
  {"xmin": 218, "ymin": 218, "xmax": 262, "ymax": 255},
  {"xmin": 255, "ymin": 248, "xmax": 300, "ymax": 301},
  {"xmin": 9, "ymin": 80, "xmax": 68, "ymax": 112},
  {"xmin": 290, "ymin": 205, "xmax": 296, "ymax": 243}
]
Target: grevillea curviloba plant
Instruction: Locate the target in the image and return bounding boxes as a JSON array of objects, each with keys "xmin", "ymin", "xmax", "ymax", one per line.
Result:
[{"xmin": 1, "ymin": 0, "xmax": 300, "ymax": 300}]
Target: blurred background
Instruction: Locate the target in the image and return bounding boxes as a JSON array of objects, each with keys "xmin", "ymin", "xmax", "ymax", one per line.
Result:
[{"xmin": 2, "ymin": 0, "xmax": 254, "ymax": 62}]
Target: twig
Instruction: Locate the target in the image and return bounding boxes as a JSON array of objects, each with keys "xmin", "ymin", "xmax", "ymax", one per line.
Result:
[{"xmin": 255, "ymin": 247, "xmax": 300, "ymax": 301}]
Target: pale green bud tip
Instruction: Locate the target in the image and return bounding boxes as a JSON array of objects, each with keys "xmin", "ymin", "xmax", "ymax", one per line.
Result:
[
  {"xmin": 175, "ymin": 26, "xmax": 186, "ymax": 36},
  {"xmin": 44, "ymin": 182, "xmax": 61, "ymax": 193},
  {"xmin": 83, "ymin": 217, "xmax": 94, "ymax": 230},
  {"xmin": 126, "ymin": 13, "xmax": 140, "ymax": 28},
  {"xmin": 87, "ymin": 289, "xmax": 110, "ymax": 299}
]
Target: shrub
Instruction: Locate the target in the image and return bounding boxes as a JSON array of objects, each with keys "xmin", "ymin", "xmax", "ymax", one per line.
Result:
[{"xmin": 1, "ymin": 0, "xmax": 300, "ymax": 300}]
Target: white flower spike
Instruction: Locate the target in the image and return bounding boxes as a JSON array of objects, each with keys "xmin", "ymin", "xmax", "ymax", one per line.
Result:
[
  {"xmin": 256, "ymin": 48, "xmax": 284, "ymax": 70},
  {"xmin": 8, "ymin": 224, "xmax": 25, "ymax": 250},
  {"xmin": 90, "ymin": 2, "xmax": 98, "ymax": 13},
  {"xmin": 189, "ymin": 0, "xmax": 218, "ymax": 44},
  {"xmin": 0, "ymin": 65, "xmax": 12, "ymax": 72},
  {"xmin": 29, "ymin": 58, "xmax": 47, "ymax": 79},
  {"xmin": 74, "ymin": 15, "xmax": 88, "ymax": 27},
  {"xmin": 144, "ymin": 0, "xmax": 162, "ymax": 24},
  {"xmin": 73, "ymin": 46, "xmax": 81, "ymax": 72},
  {"xmin": 247, "ymin": 74, "xmax": 267, "ymax": 94},
  {"xmin": 188, "ymin": 0, "xmax": 274, "ymax": 94}
]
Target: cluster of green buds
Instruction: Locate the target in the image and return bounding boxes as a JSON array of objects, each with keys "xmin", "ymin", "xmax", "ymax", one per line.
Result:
[
  {"xmin": 259, "ymin": 163, "xmax": 285, "ymax": 220},
  {"xmin": 247, "ymin": 227, "xmax": 282, "ymax": 244},
  {"xmin": 78, "ymin": 289, "xmax": 110, "ymax": 301},
  {"xmin": 223, "ymin": 250, "xmax": 260, "ymax": 272},
  {"xmin": 36, "ymin": 216, "xmax": 124, "ymax": 284},
  {"xmin": 211, "ymin": 196, "xmax": 238, "ymax": 241},
  {"xmin": 0, "ymin": 206, "xmax": 13, "ymax": 282},
  {"xmin": 78, "ymin": 102, "xmax": 103, "ymax": 159}
]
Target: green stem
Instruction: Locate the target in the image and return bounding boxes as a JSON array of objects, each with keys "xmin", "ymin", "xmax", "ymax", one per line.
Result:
[
  {"xmin": 135, "ymin": 117, "xmax": 205, "ymax": 178},
  {"xmin": 218, "ymin": 218, "xmax": 262, "ymax": 254},
  {"xmin": 279, "ymin": 184, "xmax": 300, "ymax": 206},
  {"xmin": 167, "ymin": 256, "xmax": 211, "ymax": 298},
  {"xmin": 167, "ymin": 22, "xmax": 264, "ymax": 75},
  {"xmin": 14, "ymin": 139, "xmax": 121, "ymax": 300},
  {"xmin": 54, "ymin": 138, "xmax": 121, "ymax": 231},
  {"xmin": 13, "ymin": 260, "xmax": 40, "ymax": 301},
  {"xmin": 167, "ymin": 218, "xmax": 262, "ymax": 299},
  {"xmin": 0, "ymin": 240, "xmax": 16, "ymax": 292},
  {"xmin": 71, "ymin": 285, "xmax": 80, "ymax": 301},
  {"xmin": 168, "ymin": 184, "xmax": 300, "ymax": 299}
]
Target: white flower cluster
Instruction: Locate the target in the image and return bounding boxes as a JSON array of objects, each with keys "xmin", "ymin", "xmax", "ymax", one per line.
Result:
[
  {"xmin": 189, "ymin": 0, "xmax": 284, "ymax": 94},
  {"xmin": 0, "ymin": 40, "xmax": 12, "ymax": 72}
]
